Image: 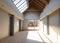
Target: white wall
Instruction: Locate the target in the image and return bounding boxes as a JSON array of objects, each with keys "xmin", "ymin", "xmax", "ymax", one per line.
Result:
[
  {"xmin": 0, "ymin": 8, "xmax": 19, "ymax": 39},
  {"xmin": 0, "ymin": 8, "xmax": 9, "ymax": 39},
  {"xmin": 39, "ymin": 9, "xmax": 60, "ymax": 42},
  {"xmin": 0, "ymin": 0, "xmax": 24, "ymax": 20},
  {"xmin": 2, "ymin": 0, "xmax": 23, "ymax": 17},
  {"xmin": 40, "ymin": 0, "xmax": 60, "ymax": 19},
  {"xmin": 14, "ymin": 17, "xmax": 19, "ymax": 33},
  {"xmin": 24, "ymin": 11, "xmax": 40, "ymax": 20},
  {"xmin": 48, "ymin": 10, "xmax": 60, "ymax": 42}
]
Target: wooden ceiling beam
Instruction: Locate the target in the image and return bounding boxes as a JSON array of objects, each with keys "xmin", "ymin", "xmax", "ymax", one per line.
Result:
[
  {"xmin": 32, "ymin": 5, "xmax": 42, "ymax": 11},
  {"xmin": 39, "ymin": 0, "xmax": 49, "ymax": 5},
  {"xmin": 38, "ymin": 0, "xmax": 46, "ymax": 6},
  {"xmin": 23, "ymin": 0, "xmax": 48, "ymax": 14},
  {"xmin": 34, "ymin": 0, "xmax": 45, "ymax": 7},
  {"xmin": 46, "ymin": 0, "xmax": 50, "ymax": 3},
  {"xmin": 32, "ymin": 0, "xmax": 44, "ymax": 9}
]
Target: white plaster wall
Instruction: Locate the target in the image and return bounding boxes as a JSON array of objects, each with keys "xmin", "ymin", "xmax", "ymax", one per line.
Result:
[
  {"xmin": 14, "ymin": 17, "xmax": 19, "ymax": 33},
  {"xmin": 24, "ymin": 11, "xmax": 40, "ymax": 20},
  {"xmin": 0, "ymin": 8, "xmax": 9, "ymax": 39},
  {"xmin": 0, "ymin": 8, "xmax": 19, "ymax": 39},
  {"xmin": 40, "ymin": 0, "xmax": 60, "ymax": 19},
  {"xmin": 48, "ymin": 10, "xmax": 59, "ymax": 42},
  {"xmin": 2, "ymin": 0, "xmax": 23, "ymax": 17},
  {"xmin": 0, "ymin": 0, "xmax": 24, "ymax": 20},
  {"xmin": 39, "ymin": 9, "xmax": 60, "ymax": 42}
]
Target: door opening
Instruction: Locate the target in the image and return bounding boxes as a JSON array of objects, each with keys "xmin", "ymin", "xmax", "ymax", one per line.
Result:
[
  {"xmin": 19, "ymin": 20, "xmax": 22, "ymax": 31},
  {"xmin": 9, "ymin": 14, "xmax": 14, "ymax": 36}
]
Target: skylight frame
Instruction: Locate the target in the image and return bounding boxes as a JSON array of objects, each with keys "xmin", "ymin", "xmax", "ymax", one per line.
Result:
[
  {"xmin": 12, "ymin": 0, "xmax": 28, "ymax": 13},
  {"xmin": 19, "ymin": 4, "xmax": 28, "ymax": 11},
  {"xmin": 19, "ymin": 6, "xmax": 28, "ymax": 13},
  {"xmin": 14, "ymin": 0, "xmax": 21, "ymax": 5},
  {"xmin": 16, "ymin": 0, "xmax": 26, "ymax": 7},
  {"xmin": 18, "ymin": 2, "xmax": 27, "ymax": 9}
]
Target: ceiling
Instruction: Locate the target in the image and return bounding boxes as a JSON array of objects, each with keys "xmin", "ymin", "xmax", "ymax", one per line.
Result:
[{"xmin": 23, "ymin": 0, "xmax": 50, "ymax": 13}]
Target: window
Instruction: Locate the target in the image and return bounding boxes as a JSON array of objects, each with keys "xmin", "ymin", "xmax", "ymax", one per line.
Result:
[{"xmin": 12, "ymin": 0, "xmax": 28, "ymax": 13}]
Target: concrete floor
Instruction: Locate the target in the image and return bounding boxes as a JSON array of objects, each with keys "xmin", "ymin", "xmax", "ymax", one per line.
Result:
[{"xmin": 0, "ymin": 31, "xmax": 50, "ymax": 43}]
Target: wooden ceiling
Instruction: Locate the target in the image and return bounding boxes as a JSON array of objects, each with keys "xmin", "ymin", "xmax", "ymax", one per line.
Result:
[{"xmin": 23, "ymin": 0, "xmax": 50, "ymax": 13}]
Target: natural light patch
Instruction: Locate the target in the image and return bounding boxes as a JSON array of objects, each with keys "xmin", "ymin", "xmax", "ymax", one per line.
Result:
[
  {"xmin": 28, "ymin": 27, "xmax": 39, "ymax": 30},
  {"xmin": 58, "ymin": 35, "xmax": 60, "ymax": 43},
  {"xmin": 12, "ymin": 0, "xmax": 28, "ymax": 13},
  {"xmin": 49, "ymin": 27, "xmax": 59, "ymax": 42},
  {"xmin": 28, "ymin": 27, "xmax": 35, "ymax": 29},
  {"xmin": 17, "ymin": 20, "xmax": 19, "ymax": 26},
  {"xmin": 27, "ymin": 31, "xmax": 43, "ymax": 42}
]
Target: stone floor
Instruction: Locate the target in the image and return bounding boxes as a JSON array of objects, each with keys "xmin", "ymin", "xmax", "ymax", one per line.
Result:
[{"xmin": 0, "ymin": 31, "xmax": 51, "ymax": 43}]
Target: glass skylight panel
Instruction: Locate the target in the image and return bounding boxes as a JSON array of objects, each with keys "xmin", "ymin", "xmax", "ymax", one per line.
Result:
[
  {"xmin": 18, "ymin": 1, "xmax": 27, "ymax": 9},
  {"xmin": 19, "ymin": 4, "xmax": 27, "ymax": 11},
  {"xmin": 17, "ymin": 1, "xmax": 26, "ymax": 7},
  {"xmin": 12, "ymin": 0, "xmax": 28, "ymax": 13},
  {"xmin": 20, "ymin": 6, "xmax": 28, "ymax": 13},
  {"xmin": 16, "ymin": 0, "xmax": 26, "ymax": 7},
  {"xmin": 20, "ymin": 7, "xmax": 28, "ymax": 13},
  {"xmin": 19, "ymin": 4, "xmax": 28, "ymax": 13},
  {"xmin": 14, "ymin": 0, "xmax": 21, "ymax": 5}
]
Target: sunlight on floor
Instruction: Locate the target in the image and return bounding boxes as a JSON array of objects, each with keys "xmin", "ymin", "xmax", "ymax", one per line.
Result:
[
  {"xmin": 27, "ymin": 31, "xmax": 43, "ymax": 42},
  {"xmin": 28, "ymin": 27, "xmax": 35, "ymax": 29},
  {"xmin": 38, "ymin": 31, "xmax": 51, "ymax": 43},
  {"xmin": 28, "ymin": 27, "xmax": 39, "ymax": 30}
]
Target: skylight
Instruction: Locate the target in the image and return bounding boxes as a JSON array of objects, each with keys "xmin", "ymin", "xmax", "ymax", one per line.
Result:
[{"xmin": 12, "ymin": 0, "xmax": 28, "ymax": 13}]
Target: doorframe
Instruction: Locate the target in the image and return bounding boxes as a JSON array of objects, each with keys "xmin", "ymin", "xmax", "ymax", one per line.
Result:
[
  {"xmin": 19, "ymin": 20, "xmax": 22, "ymax": 31},
  {"xmin": 9, "ymin": 14, "xmax": 14, "ymax": 36}
]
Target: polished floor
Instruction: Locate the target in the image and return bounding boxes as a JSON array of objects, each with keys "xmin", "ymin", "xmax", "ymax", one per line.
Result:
[{"xmin": 0, "ymin": 31, "xmax": 51, "ymax": 43}]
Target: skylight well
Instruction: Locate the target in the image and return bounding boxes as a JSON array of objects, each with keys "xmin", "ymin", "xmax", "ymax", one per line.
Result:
[{"xmin": 12, "ymin": 0, "xmax": 28, "ymax": 13}]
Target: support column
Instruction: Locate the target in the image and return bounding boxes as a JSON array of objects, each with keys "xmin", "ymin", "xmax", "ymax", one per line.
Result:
[{"xmin": 47, "ymin": 16, "xmax": 49, "ymax": 35}]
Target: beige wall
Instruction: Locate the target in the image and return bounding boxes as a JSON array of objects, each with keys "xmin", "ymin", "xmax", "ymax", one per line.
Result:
[
  {"xmin": 0, "ymin": 8, "xmax": 19, "ymax": 39},
  {"xmin": 0, "ymin": 8, "xmax": 9, "ymax": 39},
  {"xmin": 39, "ymin": 9, "xmax": 60, "ymax": 42},
  {"xmin": 22, "ymin": 20, "xmax": 29, "ymax": 30},
  {"xmin": 14, "ymin": 17, "xmax": 19, "ymax": 33}
]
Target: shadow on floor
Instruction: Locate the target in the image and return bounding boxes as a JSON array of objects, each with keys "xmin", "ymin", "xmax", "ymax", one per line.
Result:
[{"xmin": 0, "ymin": 31, "xmax": 47, "ymax": 43}]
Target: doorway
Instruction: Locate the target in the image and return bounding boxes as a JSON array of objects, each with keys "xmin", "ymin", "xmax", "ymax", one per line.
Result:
[
  {"xmin": 19, "ymin": 20, "xmax": 22, "ymax": 31},
  {"xmin": 9, "ymin": 14, "xmax": 14, "ymax": 36}
]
